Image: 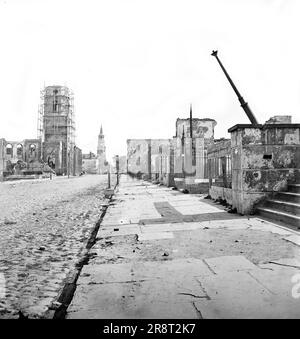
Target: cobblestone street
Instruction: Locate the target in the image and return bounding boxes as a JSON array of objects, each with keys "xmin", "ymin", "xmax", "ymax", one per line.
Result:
[{"xmin": 0, "ymin": 175, "xmax": 110, "ymax": 318}]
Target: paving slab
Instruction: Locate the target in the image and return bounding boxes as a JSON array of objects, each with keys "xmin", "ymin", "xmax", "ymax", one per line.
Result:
[
  {"xmin": 194, "ymin": 270, "xmax": 300, "ymax": 319},
  {"xmin": 138, "ymin": 232, "xmax": 174, "ymax": 241},
  {"xmin": 200, "ymin": 219, "xmax": 250, "ymax": 230},
  {"xmin": 170, "ymin": 203, "xmax": 224, "ymax": 215},
  {"xmin": 98, "ymin": 225, "xmax": 141, "ymax": 237},
  {"xmin": 68, "ymin": 258, "xmax": 213, "ymax": 319},
  {"xmin": 247, "ymin": 264, "xmax": 300, "ymax": 297},
  {"xmin": 204, "ymin": 255, "xmax": 258, "ymax": 274},
  {"xmin": 140, "ymin": 222, "xmax": 201, "ymax": 233},
  {"xmin": 260, "ymin": 258, "xmax": 300, "ymax": 269},
  {"xmin": 284, "ymin": 234, "xmax": 300, "ymax": 246},
  {"xmin": 248, "ymin": 218, "xmax": 294, "ymax": 236},
  {"xmin": 67, "ymin": 298, "xmax": 200, "ymax": 319}
]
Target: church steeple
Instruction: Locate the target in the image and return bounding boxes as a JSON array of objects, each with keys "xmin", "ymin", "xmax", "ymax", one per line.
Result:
[
  {"xmin": 97, "ymin": 124, "xmax": 105, "ymax": 155},
  {"xmin": 97, "ymin": 124, "xmax": 108, "ymax": 174}
]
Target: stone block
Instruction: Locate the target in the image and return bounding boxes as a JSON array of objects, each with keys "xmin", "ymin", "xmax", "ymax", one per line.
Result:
[
  {"xmin": 264, "ymin": 127, "xmax": 300, "ymax": 145},
  {"xmin": 241, "ymin": 145, "xmax": 271, "ymax": 170},
  {"xmin": 241, "ymin": 128, "xmax": 263, "ymax": 145},
  {"xmin": 232, "ymin": 169, "xmax": 242, "ymax": 191},
  {"xmin": 231, "ymin": 146, "xmax": 242, "ymax": 170}
]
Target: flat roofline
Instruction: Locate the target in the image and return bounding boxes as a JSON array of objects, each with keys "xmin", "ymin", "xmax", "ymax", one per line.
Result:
[
  {"xmin": 228, "ymin": 123, "xmax": 300, "ymax": 132},
  {"xmin": 176, "ymin": 118, "xmax": 216, "ymax": 122}
]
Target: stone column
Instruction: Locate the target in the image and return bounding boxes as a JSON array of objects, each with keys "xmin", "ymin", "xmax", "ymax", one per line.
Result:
[
  {"xmin": 184, "ymin": 137, "xmax": 196, "ymax": 187},
  {"xmin": 173, "ymin": 137, "xmax": 184, "ymax": 189},
  {"xmin": 196, "ymin": 137, "xmax": 205, "ymax": 179},
  {"xmin": 184, "ymin": 137, "xmax": 193, "ymax": 175}
]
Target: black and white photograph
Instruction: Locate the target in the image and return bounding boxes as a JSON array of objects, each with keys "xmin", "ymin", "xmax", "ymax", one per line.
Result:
[{"xmin": 0, "ymin": 0, "xmax": 299, "ymax": 326}]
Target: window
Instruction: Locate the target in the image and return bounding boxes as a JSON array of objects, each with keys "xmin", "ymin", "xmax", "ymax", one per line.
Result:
[
  {"xmin": 6, "ymin": 144, "xmax": 12, "ymax": 155},
  {"xmin": 30, "ymin": 144, "xmax": 36, "ymax": 154},
  {"xmin": 17, "ymin": 144, "xmax": 23, "ymax": 156}
]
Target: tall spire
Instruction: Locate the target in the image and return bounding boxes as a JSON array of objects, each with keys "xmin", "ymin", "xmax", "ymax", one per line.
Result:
[
  {"xmin": 189, "ymin": 103, "xmax": 193, "ymax": 138},
  {"xmin": 100, "ymin": 125, "xmax": 103, "ymax": 136}
]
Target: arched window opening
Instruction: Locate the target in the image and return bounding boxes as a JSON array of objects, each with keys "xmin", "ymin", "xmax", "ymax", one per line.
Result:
[
  {"xmin": 6, "ymin": 144, "xmax": 13, "ymax": 155},
  {"xmin": 30, "ymin": 144, "xmax": 36, "ymax": 154},
  {"xmin": 17, "ymin": 144, "xmax": 23, "ymax": 156}
]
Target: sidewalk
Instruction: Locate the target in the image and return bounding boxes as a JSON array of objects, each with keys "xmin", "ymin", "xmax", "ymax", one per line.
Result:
[{"xmin": 67, "ymin": 175, "xmax": 300, "ymax": 319}]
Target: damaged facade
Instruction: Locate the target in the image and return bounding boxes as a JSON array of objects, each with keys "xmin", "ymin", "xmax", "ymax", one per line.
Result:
[
  {"xmin": 127, "ymin": 108, "xmax": 217, "ymax": 193},
  {"xmin": 0, "ymin": 85, "xmax": 82, "ymax": 181},
  {"xmin": 208, "ymin": 116, "xmax": 300, "ymax": 217},
  {"xmin": 127, "ymin": 113, "xmax": 300, "ymax": 218},
  {"xmin": 0, "ymin": 138, "xmax": 44, "ymax": 179}
]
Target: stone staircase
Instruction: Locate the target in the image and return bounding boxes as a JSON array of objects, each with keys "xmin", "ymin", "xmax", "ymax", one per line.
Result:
[{"xmin": 257, "ymin": 184, "xmax": 300, "ymax": 229}]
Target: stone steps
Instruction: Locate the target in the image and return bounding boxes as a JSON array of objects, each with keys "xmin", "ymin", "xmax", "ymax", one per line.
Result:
[
  {"xmin": 273, "ymin": 192, "xmax": 300, "ymax": 204},
  {"xmin": 288, "ymin": 184, "xmax": 300, "ymax": 194},
  {"xmin": 256, "ymin": 207, "xmax": 300, "ymax": 229},
  {"xmin": 264, "ymin": 199, "xmax": 300, "ymax": 215},
  {"xmin": 257, "ymin": 182, "xmax": 300, "ymax": 229}
]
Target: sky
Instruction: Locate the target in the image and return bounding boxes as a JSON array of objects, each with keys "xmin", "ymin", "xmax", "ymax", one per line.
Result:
[{"xmin": 0, "ymin": 0, "xmax": 299, "ymax": 161}]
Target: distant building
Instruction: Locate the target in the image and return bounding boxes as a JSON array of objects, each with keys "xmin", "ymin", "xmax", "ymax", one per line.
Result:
[
  {"xmin": 0, "ymin": 85, "xmax": 82, "ymax": 181},
  {"xmin": 82, "ymin": 152, "xmax": 97, "ymax": 174},
  {"xmin": 97, "ymin": 125, "xmax": 109, "ymax": 174}
]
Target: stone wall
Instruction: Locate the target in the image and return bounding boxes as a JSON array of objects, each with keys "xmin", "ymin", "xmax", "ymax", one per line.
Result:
[
  {"xmin": 209, "ymin": 186, "xmax": 233, "ymax": 204},
  {"xmin": 127, "ymin": 139, "xmax": 151, "ymax": 179},
  {"xmin": 229, "ymin": 123, "xmax": 300, "ymax": 214}
]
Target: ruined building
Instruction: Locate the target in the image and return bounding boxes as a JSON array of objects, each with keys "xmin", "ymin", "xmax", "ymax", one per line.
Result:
[
  {"xmin": 0, "ymin": 138, "xmax": 43, "ymax": 180},
  {"xmin": 82, "ymin": 152, "xmax": 97, "ymax": 174},
  {"xmin": 97, "ymin": 125, "xmax": 109, "ymax": 174},
  {"xmin": 127, "ymin": 110, "xmax": 299, "ymax": 225},
  {"xmin": 127, "ymin": 105, "xmax": 217, "ymax": 193},
  {"xmin": 0, "ymin": 85, "xmax": 82, "ymax": 181},
  {"xmin": 38, "ymin": 86, "xmax": 82, "ymax": 176},
  {"xmin": 207, "ymin": 115, "xmax": 300, "ymax": 220}
]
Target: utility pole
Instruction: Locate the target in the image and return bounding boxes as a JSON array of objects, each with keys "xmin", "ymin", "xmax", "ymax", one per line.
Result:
[
  {"xmin": 211, "ymin": 50, "xmax": 259, "ymax": 125},
  {"xmin": 115, "ymin": 155, "xmax": 119, "ymax": 185},
  {"xmin": 67, "ymin": 149, "xmax": 70, "ymax": 178},
  {"xmin": 107, "ymin": 164, "xmax": 111, "ymax": 189}
]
